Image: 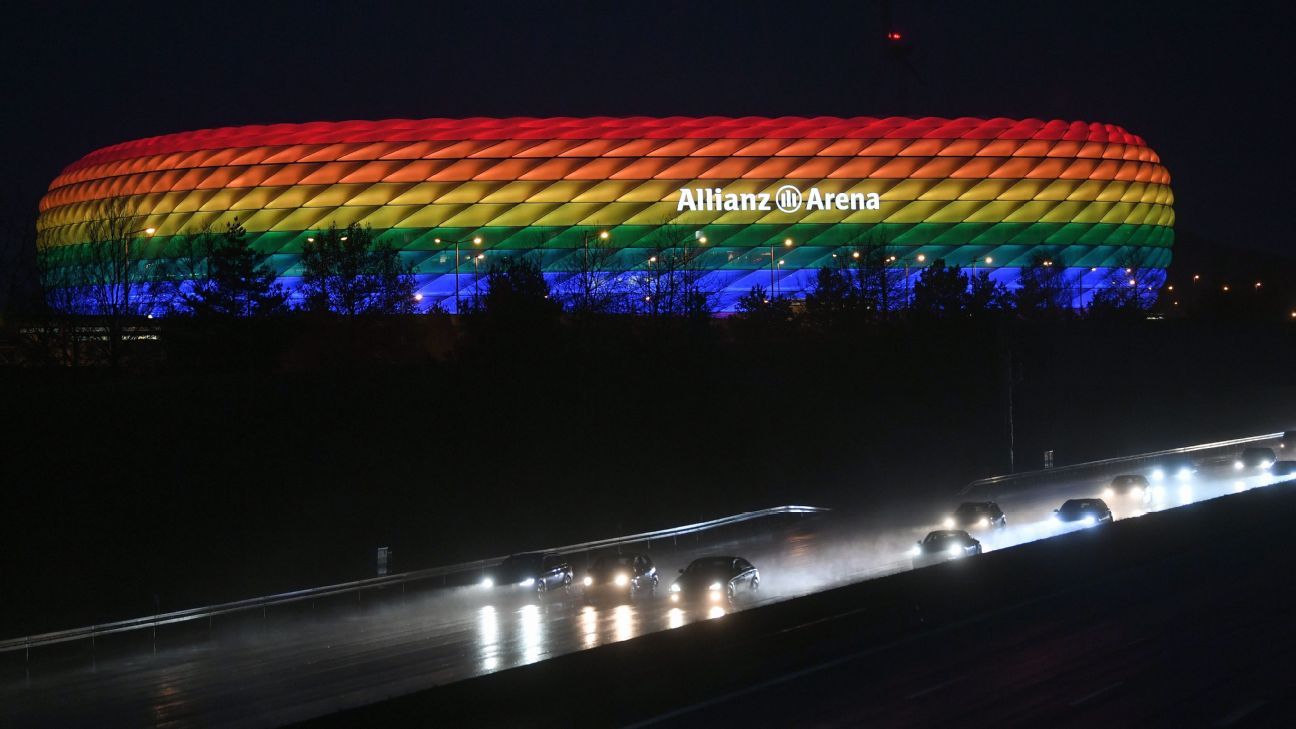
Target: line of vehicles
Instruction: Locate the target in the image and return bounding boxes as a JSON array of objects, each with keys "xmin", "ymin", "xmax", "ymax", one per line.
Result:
[
  {"xmin": 480, "ymin": 436, "xmax": 1296, "ymax": 607},
  {"xmin": 913, "ymin": 436, "xmax": 1296, "ymax": 569},
  {"xmin": 479, "ymin": 551, "xmax": 760, "ymax": 607}
]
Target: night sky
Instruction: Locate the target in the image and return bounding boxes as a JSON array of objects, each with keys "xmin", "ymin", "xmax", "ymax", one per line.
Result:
[{"xmin": 3, "ymin": 0, "xmax": 1293, "ymax": 261}]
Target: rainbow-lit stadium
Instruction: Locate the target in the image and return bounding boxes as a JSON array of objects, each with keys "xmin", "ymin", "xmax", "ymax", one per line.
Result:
[{"xmin": 37, "ymin": 116, "xmax": 1174, "ymax": 312}]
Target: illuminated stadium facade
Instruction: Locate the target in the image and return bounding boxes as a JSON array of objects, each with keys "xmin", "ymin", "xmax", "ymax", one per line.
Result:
[{"xmin": 37, "ymin": 116, "xmax": 1173, "ymax": 312}]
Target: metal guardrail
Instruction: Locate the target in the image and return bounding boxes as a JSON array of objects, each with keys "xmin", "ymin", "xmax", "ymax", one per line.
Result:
[
  {"xmin": 0, "ymin": 504, "xmax": 828, "ymax": 656},
  {"xmin": 962, "ymin": 432, "xmax": 1286, "ymax": 495}
]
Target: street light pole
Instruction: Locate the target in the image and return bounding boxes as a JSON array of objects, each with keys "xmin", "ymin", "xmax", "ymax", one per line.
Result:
[{"xmin": 434, "ymin": 236, "xmax": 482, "ymax": 313}]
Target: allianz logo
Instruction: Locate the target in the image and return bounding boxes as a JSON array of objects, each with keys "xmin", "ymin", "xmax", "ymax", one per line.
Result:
[{"xmin": 676, "ymin": 185, "xmax": 882, "ymax": 214}]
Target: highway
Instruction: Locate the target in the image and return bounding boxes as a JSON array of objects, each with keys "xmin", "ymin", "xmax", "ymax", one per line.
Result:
[{"xmin": 0, "ymin": 436, "xmax": 1289, "ymax": 728}]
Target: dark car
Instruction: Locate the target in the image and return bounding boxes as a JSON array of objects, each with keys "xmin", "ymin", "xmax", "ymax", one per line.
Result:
[
  {"xmin": 669, "ymin": 556, "xmax": 759, "ymax": 604},
  {"xmin": 482, "ymin": 553, "xmax": 573, "ymax": 596},
  {"xmin": 943, "ymin": 501, "xmax": 1006, "ymax": 531},
  {"xmin": 1150, "ymin": 457, "xmax": 1196, "ymax": 483},
  {"xmin": 911, "ymin": 530, "xmax": 982, "ymax": 568},
  {"xmin": 1104, "ymin": 474, "xmax": 1149, "ymax": 501},
  {"xmin": 1235, "ymin": 447, "xmax": 1276, "ymax": 471},
  {"xmin": 582, "ymin": 553, "xmax": 658, "ymax": 602},
  {"xmin": 1053, "ymin": 498, "xmax": 1113, "ymax": 527},
  {"xmin": 1271, "ymin": 461, "xmax": 1296, "ymax": 477}
]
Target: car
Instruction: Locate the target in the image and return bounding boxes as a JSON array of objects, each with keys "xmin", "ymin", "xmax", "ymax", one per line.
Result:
[
  {"xmin": 1235, "ymin": 447, "xmax": 1276, "ymax": 471},
  {"xmin": 1149, "ymin": 457, "xmax": 1196, "ymax": 483},
  {"xmin": 482, "ymin": 553, "xmax": 573, "ymax": 596},
  {"xmin": 582, "ymin": 553, "xmax": 658, "ymax": 602},
  {"xmin": 669, "ymin": 556, "xmax": 759, "ymax": 604},
  {"xmin": 942, "ymin": 501, "xmax": 1007, "ymax": 531},
  {"xmin": 1271, "ymin": 461, "xmax": 1296, "ymax": 477},
  {"xmin": 1104, "ymin": 474, "xmax": 1149, "ymax": 500},
  {"xmin": 910, "ymin": 530, "xmax": 982, "ymax": 568},
  {"xmin": 1053, "ymin": 498, "xmax": 1113, "ymax": 527}
]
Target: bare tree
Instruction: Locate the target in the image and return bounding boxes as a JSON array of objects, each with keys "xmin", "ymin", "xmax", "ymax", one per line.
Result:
[
  {"xmin": 843, "ymin": 229, "xmax": 905, "ymax": 318},
  {"xmin": 31, "ymin": 197, "xmax": 160, "ymax": 366},
  {"xmin": 632, "ymin": 221, "xmax": 717, "ymax": 318},
  {"xmin": 1087, "ymin": 248, "xmax": 1161, "ymax": 316},
  {"xmin": 554, "ymin": 229, "xmax": 630, "ymax": 314}
]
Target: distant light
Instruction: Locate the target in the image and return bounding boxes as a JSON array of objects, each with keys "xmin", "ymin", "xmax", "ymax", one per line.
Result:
[
  {"xmin": 144, "ymin": 227, "xmax": 156, "ymax": 236},
  {"xmin": 306, "ymin": 237, "xmax": 315, "ymax": 243},
  {"xmin": 340, "ymin": 236, "xmax": 348, "ymax": 241},
  {"xmin": 414, "ymin": 293, "xmax": 423, "ymax": 302},
  {"xmin": 1125, "ymin": 268, "xmax": 1132, "ymax": 274},
  {"xmin": 599, "ymin": 230, "xmax": 609, "ymax": 240},
  {"xmin": 1193, "ymin": 274, "xmax": 1200, "ymax": 281},
  {"xmin": 778, "ymin": 259, "xmax": 785, "ymax": 265},
  {"xmin": 1167, "ymin": 285, "xmax": 1174, "ymax": 291},
  {"xmin": 473, "ymin": 237, "xmax": 483, "ymax": 245},
  {"xmin": 434, "ymin": 238, "xmax": 443, "ymax": 244},
  {"xmin": 887, "ymin": 31, "xmax": 903, "ymax": 41},
  {"xmin": 984, "ymin": 257, "xmax": 993, "ymax": 264},
  {"xmin": 1222, "ymin": 285, "xmax": 1230, "ymax": 292},
  {"xmin": 476, "ymin": 254, "xmax": 484, "ymax": 260},
  {"xmin": 1043, "ymin": 260, "xmax": 1053, "ymax": 267},
  {"xmin": 699, "ymin": 236, "xmax": 708, "ymax": 244},
  {"xmin": 1090, "ymin": 267, "xmax": 1097, "ymax": 272},
  {"xmin": 1255, "ymin": 282, "xmax": 1262, "ymax": 289},
  {"xmin": 648, "ymin": 256, "xmax": 657, "ymax": 263},
  {"xmin": 916, "ymin": 254, "xmax": 926, "ymax": 262},
  {"xmin": 1129, "ymin": 279, "xmax": 1137, "ymax": 286},
  {"xmin": 784, "ymin": 238, "xmax": 794, "ymax": 247},
  {"xmin": 146, "ymin": 313, "xmax": 154, "ymax": 319},
  {"xmin": 852, "ymin": 251, "xmax": 861, "ymax": 259}
]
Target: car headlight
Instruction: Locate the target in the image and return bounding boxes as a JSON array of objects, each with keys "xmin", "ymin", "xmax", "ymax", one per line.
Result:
[
  {"xmin": 669, "ymin": 583, "xmax": 681, "ymax": 593},
  {"xmin": 976, "ymin": 518, "xmax": 989, "ymax": 528},
  {"xmin": 582, "ymin": 576, "xmax": 593, "ymax": 587},
  {"xmin": 481, "ymin": 577, "xmax": 494, "ymax": 588},
  {"xmin": 1102, "ymin": 487, "xmax": 1115, "ymax": 498},
  {"xmin": 1262, "ymin": 461, "xmax": 1273, "ymax": 469},
  {"xmin": 708, "ymin": 582, "xmax": 722, "ymax": 592},
  {"xmin": 614, "ymin": 574, "xmax": 629, "ymax": 587},
  {"xmin": 1177, "ymin": 467, "xmax": 1193, "ymax": 480},
  {"xmin": 1081, "ymin": 516, "xmax": 1096, "ymax": 526},
  {"xmin": 946, "ymin": 545, "xmax": 962, "ymax": 557},
  {"xmin": 1131, "ymin": 487, "xmax": 1145, "ymax": 498},
  {"xmin": 942, "ymin": 517, "xmax": 955, "ymax": 529},
  {"xmin": 1234, "ymin": 461, "xmax": 1245, "ymax": 470},
  {"xmin": 909, "ymin": 547, "xmax": 922, "ymax": 557},
  {"xmin": 1150, "ymin": 468, "xmax": 1165, "ymax": 481},
  {"xmin": 520, "ymin": 578, "xmax": 535, "ymax": 587}
]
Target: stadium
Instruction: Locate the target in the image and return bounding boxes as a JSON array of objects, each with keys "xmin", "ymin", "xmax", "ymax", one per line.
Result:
[{"xmin": 36, "ymin": 116, "xmax": 1174, "ymax": 312}]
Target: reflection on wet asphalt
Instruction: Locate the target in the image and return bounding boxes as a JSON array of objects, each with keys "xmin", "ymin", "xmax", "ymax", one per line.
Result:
[{"xmin": 0, "ymin": 458, "xmax": 1288, "ymax": 728}]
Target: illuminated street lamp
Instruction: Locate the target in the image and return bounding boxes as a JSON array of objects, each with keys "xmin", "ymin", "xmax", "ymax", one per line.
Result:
[
  {"xmin": 434, "ymin": 235, "xmax": 483, "ymax": 312},
  {"xmin": 771, "ymin": 238, "xmax": 793, "ymax": 296}
]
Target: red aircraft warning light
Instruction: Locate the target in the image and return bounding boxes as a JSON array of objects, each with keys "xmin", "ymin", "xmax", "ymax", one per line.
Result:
[{"xmin": 887, "ymin": 31, "xmax": 903, "ymax": 41}]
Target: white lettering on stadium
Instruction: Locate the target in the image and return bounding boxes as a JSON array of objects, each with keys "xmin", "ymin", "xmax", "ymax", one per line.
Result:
[{"xmin": 676, "ymin": 187, "xmax": 881, "ymax": 214}]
